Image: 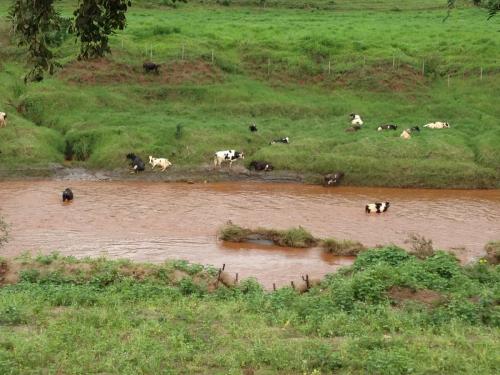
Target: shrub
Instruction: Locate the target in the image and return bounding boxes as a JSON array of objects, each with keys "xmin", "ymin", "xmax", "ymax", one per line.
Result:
[
  {"xmin": 322, "ymin": 238, "xmax": 366, "ymax": 256},
  {"xmin": 484, "ymin": 241, "xmax": 500, "ymax": 265},
  {"xmin": 0, "ymin": 306, "xmax": 27, "ymax": 325},
  {"xmin": 405, "ymin": 233, "xmax": 435, "ymax": 259},
  {"xmin": 354, "ymin": 246, "xmax": 411, "ymax": 270},
  {"xmin": 0, "ymin": 216, "xmax": 7, "ymax": 248},
  {"xmin": 19, "ymin": 269, "xmax": 40, "ymax": 283},
  {"xmin": 218, "ymin": 223, "xmax": 252, "ymax": 242}
]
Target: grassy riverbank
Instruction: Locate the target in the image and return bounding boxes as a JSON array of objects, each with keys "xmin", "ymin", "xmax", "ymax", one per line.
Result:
[
  {"xmin": 0, "ymin": 0, "xmax": 499, "ymax": 188},
  {"xmin": 0, "ymin": 248, "xmax": 499, "ymax": 374}
]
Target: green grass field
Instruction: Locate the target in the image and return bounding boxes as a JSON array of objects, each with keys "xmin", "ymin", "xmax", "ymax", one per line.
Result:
[
  {"xmin": 0, "ymin": 248, "xmax": 499, "ymax": 374},
  {"xmin": 0, "ymin": 0, "xmax": 499, "ymax": 187}
]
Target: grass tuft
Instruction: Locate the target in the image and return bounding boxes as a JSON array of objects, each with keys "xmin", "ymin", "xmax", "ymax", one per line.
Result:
[{"xmin": 322, "ymin": 238, "xmax": 366, "ymax": 256}]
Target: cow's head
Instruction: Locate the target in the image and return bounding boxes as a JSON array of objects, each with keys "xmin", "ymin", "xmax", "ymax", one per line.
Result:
[
  {"xmin": 349, "ymin": 113, "xmax": 355, "ymax": 119},
  {"xmin": 149, "ymin": 155, "xmax": 154, "ymax": 163},
  {"xmin": 236, "ymin": 151, "xmax": 244, "ymax": 159},
  {"xmin": 444, "ymin": 122, "xmax": 450, "ymax": 128},
  {"xmin": 126, "ymin": 153, "xmax": 136, "ymax": 160}
]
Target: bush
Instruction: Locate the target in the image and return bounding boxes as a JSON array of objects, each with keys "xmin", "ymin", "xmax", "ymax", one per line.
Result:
[
  {"xmin": 0, "ymin": 306, "xmax": 27, "ymax": 325},
  {"xmin": 354, "ymin": 247, "xmax": 411, "ymax": 270},
  {"xmin": 218, "ymin": 222, "xmax": 252, "ymax": 242},
  {"xmin": 484, "ymin": 241, "xmax": 500, "ymax": 265},
  {"xmin": 322, "ymin": 238, "xmax": 366, "ymax": 256},
  {"xmin": 405, "ymin": 233, "xmax": 435, "ymax": 259}
]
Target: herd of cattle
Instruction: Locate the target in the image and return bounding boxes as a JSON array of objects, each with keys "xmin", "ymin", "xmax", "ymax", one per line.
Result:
[
  {"xmin": 348, "ymin": 113, "xmax": 450, "ymax": 139},
  {"xmin": 0, "ymin": 106, "xmax": 450, "ymax": 214}
]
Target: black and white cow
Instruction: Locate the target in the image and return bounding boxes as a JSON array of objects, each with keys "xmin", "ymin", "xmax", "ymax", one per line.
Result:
[
  {"xmin": 423, "ymin": 121, "xmax": 450, "ymax": 129},
  {"xmin": 409, "ymin": 126, "xmax": 420, "ymax": 133},
  {"xmin": 350, "ymin": 113, "xmax": 364, "ymax": 126},
  {"xmin": 214, "ymin": 150, "xmax": 245, "ymax": 168},
  {"xmin": 126, "ymin": 153, "xmax": 145, "ymax": 173},
  {"xmin": 324, "ymin": 172, "xmax": 345, "ymax": 186},
  {"xmin": 270, "ymin": 137, "xmax": 290, "ymax": 145},
  {"xmin": 249, "ymin": 160, "xmax": 273, "ymax": 171},
  {"xmin": 377, "ymin": 124, "xmax": 398, "ymax": 131},
  {"xmin": 249, "ymin": 123, "xmax": 258, "ymax": 132},
  {"xmin": 365, "ymin": 202, "xmax": 390, "ymax": 213},
  {"xmin": 62, "ymin": 188, "xmax": 73, "ymax": 203}
]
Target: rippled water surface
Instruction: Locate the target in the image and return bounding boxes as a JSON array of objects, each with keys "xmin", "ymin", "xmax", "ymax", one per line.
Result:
[{"xmin": 0, "ymin": 181, "xmax": 499, "ymax": 287}]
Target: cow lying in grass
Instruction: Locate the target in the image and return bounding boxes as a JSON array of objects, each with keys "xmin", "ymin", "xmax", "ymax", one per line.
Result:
[
  {"xmin": 324, "ymin": 172, "xmax": 344, "ymax": 186},
  {"xmin": 350, "ymin": 113, "xmax": 363, "ymax": 126},
  {"xmin": 377, "ymin": 124, "xmax": 397, "ymax": 131},
  {"xmin": 249, "ymin": 160, "xmax": 273, "ymax": 171},
  {"xmin": 149, "ymin": 156, "xmax": 172, "ymax": 172},
  {"xmin": 424, "ymin": 121, "xmax": 450, "ymax": 129},
  {"xmin": 126, "ymin": 153, "xmax": 145, "ymax": 173},
  {"xmin": 365, "ymin": 202, "xmax": 390, "ymax": 213},
  {"xmin": 270, "ymin": 137, "xmax": 289, "ymax": 145},
  {"xmin": 214, "ymin": 150, "xmax": 244, "ymax": 168},
  {"xmin": 0, "ymin": 112, "xmax": 6, "ymax": 128},
  {"xmin": 249, "ymin": 123, "xmax": 258, "ymax": 132}
]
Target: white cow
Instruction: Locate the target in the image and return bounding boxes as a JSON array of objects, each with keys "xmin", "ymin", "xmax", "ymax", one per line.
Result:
[
  {"xmin": 350, "ymin": 113, "xmax": 363, "ymax": 126},
  {"xmin": 423, "ymin": 121, "xmax": 450, "ymax": 129},
  {"xmin": 149, "ymin": 156, "xmax": 172, "ymax": 172},
  {"xmin": 0, "ymin": 112, "xmax": 7, "ymax": 128},
  {"xmin": 214, "ymin": 150, "xmax": 244, "ymax": 168}
]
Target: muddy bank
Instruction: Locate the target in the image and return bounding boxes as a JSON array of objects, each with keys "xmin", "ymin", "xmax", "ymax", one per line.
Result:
[{"xmin": 0, "ymin": 180, "xmax": 499, "ymax": 287}]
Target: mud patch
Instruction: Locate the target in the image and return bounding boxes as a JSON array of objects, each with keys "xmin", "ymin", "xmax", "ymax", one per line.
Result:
[
  {"xmin": 59, "ymin": 58, "xmax": 224, "ymax": 85},
  {"xmin": 389, "ymin": 286, "xmax": 444, "ymax": 306}
]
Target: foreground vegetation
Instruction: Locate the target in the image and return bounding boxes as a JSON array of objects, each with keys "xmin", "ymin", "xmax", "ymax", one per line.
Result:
[
  {"xmin": 0, "ymin": 0, "xmax": 499, "ymax": 187},
  {"xmin": 0, "ymin": 248, "xmax": 499, "ymax": 374}
]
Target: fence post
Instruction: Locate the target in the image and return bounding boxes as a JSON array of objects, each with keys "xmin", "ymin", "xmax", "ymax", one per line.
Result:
[
  {"xmin": 480, "ymin": 67, "xmax": 483, "ymax": 81},
  {"xmin": 150, "ymin": 44, "xmax": 153, "ymax": 60},
  {"xmin": 422, "ymin": 60, "xmax": 425, "ymax": 76},
  {"xmin": 267, "ymin": 57, "xmax": 271, "ymax": 76},
  {"xmin": 328, "ymin": 60, "xmax": 331, "ymax": 75},
  {"xmin": 181, "ymin": 44, "xmax": 185, "ymax": 60},
  {"xmin": 447, "ymin": 74, "xmax": 450, "ymax": 88},
  {"xmin": 211, "ymin": 50, "xmax": 214, "ymax": 64}
]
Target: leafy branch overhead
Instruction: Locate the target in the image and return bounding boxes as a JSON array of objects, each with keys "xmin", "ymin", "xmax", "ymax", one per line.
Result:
[{"xmin": 73, "ymin": 0, "xmax": 131, "ymax": 60}]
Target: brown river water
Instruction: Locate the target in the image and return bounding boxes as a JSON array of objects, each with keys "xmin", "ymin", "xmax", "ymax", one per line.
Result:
[{"xmin": 0, "ymin": 180, "xmax": 499, "ymax": 288}]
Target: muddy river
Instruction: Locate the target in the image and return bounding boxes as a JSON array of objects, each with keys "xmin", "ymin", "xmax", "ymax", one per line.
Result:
[{"xmin": 0, "ymin": 181, "xmax": 499, "ymax": 287}]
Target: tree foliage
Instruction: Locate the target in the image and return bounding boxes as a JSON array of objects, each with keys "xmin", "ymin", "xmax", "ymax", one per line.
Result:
[
  {"xmin": 73, "ymin": 0, "xmax": 131, "ymax": 60},
  {"xmin": 8, "ymin": 0, "xmax": 62, "ymax": 82},
  {"xmin": 448, "ymin": 0, "xmax": 499, "ymax": 18}
]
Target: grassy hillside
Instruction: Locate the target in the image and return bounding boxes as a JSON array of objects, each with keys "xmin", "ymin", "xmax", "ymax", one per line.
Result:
[
  {"xmin": 0, "ymin": 249, "xmax": 498, "ymax": 374},
  {"xmin": 0, "ymin": 0, "xmax": 499, "ymax": 187}
]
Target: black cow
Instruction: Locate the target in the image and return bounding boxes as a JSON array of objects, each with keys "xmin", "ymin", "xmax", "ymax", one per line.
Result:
[
  {"xmin": 249, "ymin": 160, "xmax": 273, "ymax": 172},
  {"xmin": 143, "ymin": 62, "xmax": 161, "ymax": 74},
  {"xmin": 126, "ymin": 153, "xmax": 145, "ymax": 173},
  {"xmin": 409, "ymin": 126, "xmax": 420, "ymax": 133},
  {"xmin": 62, "ymin": 188, "xmax": 73, "ymax": 202},
  {"xmin": 324, "ymin": 172, "xmax": 345, "ymax": 186},
  {"xmin": 249, "ymin": 123, "xmax": 258, "ymax": 132}
]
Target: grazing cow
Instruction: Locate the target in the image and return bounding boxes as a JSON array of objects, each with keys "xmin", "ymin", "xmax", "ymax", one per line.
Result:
[
  {"xmin": 62, "ymin": 188, "xmax": 73, "ymax": 203},
  {"xmin": 249, "ymin": 160, "xmax": 273, "ymax": 171},
  {"xmin": 143, "ymin": 61, "xmax": 161, "ymax": 74},
  {"xmin": 270, "ymin": 137, "xmax": 289, "ymax": 145},
  {"xmin": 350, "ymin": 113, "xmax": 364, "ymax": 126},
  {"xmin": 324, "ymin": 172, "xmax": 345, "ymax": 186},
  {"xmin": 126, "ymin": 153, "xmax": 145, "ymax": 173},
  {"xmin": 377, "ymin": 124, "xmax": 398, "ymax": 131},
  {"xmin": 0, "ymin": 112, "xmax": 6, "ymax": 128},
  {"xmin": 149, "ymin": 155, "xmax": 172, "ymax": 172},
  {"xmin": 214, "ymin": 150, "xmax": 244, "ymax": 168},
  {"xmin": 249, "ymin": 123, "xmax": 258, "ymax": 132},
  {"xmin": 409, "ymin": 126, "xmax": 420, "ymax": 133},
  {"xmin": 423, "ymin": 121, "xmax": 450, "ymax": 129},
  {"xmin": 400, "ymin": 129, "xmax": 411, "ymax": 139},
  {"xmin": 365, "ymin": 202, "xmax": 390, "ymax": 213}
]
